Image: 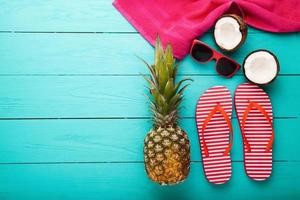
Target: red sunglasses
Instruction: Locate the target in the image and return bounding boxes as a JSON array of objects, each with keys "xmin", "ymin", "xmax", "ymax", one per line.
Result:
[{"xmin": 190, "ymin": 40, "xmax": 241, "ymax": 78}]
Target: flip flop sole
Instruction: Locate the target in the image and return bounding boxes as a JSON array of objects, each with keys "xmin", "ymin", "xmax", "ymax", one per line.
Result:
[
  {"xmin": 196, "ymin": 86, "xmax": 232, "ymax": 184},
  {"xmin": 235, "ymin": 83, "xmax": 273, "ymax": 181}
]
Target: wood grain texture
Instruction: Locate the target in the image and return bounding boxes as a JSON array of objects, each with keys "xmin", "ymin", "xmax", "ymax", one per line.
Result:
[
  {"xmin": 0, "ymin": 32, "xmax": 299, "ymax": 75},
  {"xmin": 0, "ymin": 76, "xmax": 299, "ymax": 118},
  {"xmin": 0, "ymin": 118, "xmax": 298, "ymax": 163},
  {"xmin": 0, "ymin": 162, "xmax": 299, "ymax": 200},
  {"xmin": 0, "ymin": 0, "xmax": 299, "ymax": 199},
  {"xmin": 0, "ymin": 0, "xmax": 134, "ymax": 32},
  {"xmin": 0, "ymin": 0, "xmax": 274, "ymax": 33}
]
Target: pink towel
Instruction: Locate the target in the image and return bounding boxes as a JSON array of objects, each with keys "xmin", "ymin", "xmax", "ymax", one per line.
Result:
[{"xmin": 113, "ymin": 0, "xmax": 300, "ymax": 59}]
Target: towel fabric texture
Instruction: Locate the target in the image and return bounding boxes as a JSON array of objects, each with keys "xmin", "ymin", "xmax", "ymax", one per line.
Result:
[{"xmin": 113, "ymin": 0, "xmax": 300, "ymax": 59}]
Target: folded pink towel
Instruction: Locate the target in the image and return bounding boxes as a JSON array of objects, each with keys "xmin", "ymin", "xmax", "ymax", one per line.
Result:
[{"xmin": 113, "ymin": 0, "xmax": 300, "ymax": 59}]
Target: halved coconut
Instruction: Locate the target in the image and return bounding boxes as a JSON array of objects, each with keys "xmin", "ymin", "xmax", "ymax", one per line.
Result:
[
  {"xmin": 243, "ymin": 50, "xmax": 280, "ymax": 85},
  {"xmin": 214, "ymin": 14, "xmax": 247, "ymax": 52}
]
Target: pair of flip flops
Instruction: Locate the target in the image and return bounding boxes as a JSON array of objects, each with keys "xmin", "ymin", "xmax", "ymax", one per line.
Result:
[{"xmin": 196, "ymin": 83, "xmax": 274, "ymax": 184}]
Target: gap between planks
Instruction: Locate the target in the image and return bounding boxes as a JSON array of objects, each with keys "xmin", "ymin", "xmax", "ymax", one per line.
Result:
[
  {"xmin": 0, "ymin": 74, "xmax": 300, "ymax": 77},
  {"xmin": 0, "ymin": 160, "xmax": 295, "ymax": 165},
  {"xmin": 0, "ymin": 31, "xmax": 272, "ymax": 34},
  {"xmin": 0, "ymin": 116, "xmax": 296, "ymax": 121}
]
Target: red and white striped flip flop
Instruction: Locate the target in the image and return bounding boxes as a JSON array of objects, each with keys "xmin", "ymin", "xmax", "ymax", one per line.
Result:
[
  {"xmin": 235, "ymin": 83, "xmax": 274, "ymax": 181},
  {"xmin": 196, "ymin": 86, "xmax": 233, "ymax": 184}
]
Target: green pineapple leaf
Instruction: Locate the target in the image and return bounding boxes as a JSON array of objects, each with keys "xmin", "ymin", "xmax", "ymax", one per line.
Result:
[
  {"xmin": 174, "ymin": 78, "xmax": 193, "ymax": 92},
  {"xmin": 164, "ymin": 79, "xmax": 175, "ymax": 100},
  {"xmin": 142, "ymin": 35, "xmax": 193, "ymax": 128},
  {"xmin": 155, "ymin": 36, "xmax": 164, "ymax": 67}
]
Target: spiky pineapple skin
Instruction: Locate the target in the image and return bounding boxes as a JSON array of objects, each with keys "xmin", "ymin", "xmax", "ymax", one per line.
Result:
[
  {"xmin": 142, "ymin": 36, "xmax": 191, "ymax": 185},
  {"xmin": 144, "ymin": 126, "xmax": 190, "ymax": 185}
]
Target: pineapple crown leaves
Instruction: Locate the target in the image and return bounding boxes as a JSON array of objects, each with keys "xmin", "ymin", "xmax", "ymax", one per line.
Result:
[{"xmin": 141, "ymin": 36, "xmax": 192, "ymax": 127}]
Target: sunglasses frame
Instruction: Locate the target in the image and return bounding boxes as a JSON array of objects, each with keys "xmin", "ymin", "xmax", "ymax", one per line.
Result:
[{"xmin": 190, "ymin": 40, "xmax": 241, "ymax": 78}]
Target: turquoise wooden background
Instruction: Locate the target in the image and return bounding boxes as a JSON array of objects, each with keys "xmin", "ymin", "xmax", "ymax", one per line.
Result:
[{"xmin": 0, "ymin": 1, "xmax": 299, "ymax": 199}]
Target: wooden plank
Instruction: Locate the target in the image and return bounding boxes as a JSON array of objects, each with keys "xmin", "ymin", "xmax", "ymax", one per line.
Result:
[
  {"xmin": 0, "ymin": 162, "xmax": 299, "ymax": 200},
  {"xmin": 0, "ymin": 0, "xmax": 275, "ymax": 33},
  {"xmin": 0, "ymin": 32, "xmax": 299, "ymax": 75},
  {"xmin": 0, "ymin": 0, "xmax": 135, "ymax": 32},
  {"xmin": 0, "ymin": 118, "xmax": 298, "ymax": 163},
  {"xmin": 0, "ymin": 76, "xmax": 298, "ymax": 118}
]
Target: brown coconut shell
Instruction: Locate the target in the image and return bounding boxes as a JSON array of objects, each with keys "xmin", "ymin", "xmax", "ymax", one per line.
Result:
[
  {"xmin": 242, "ymin": 49, "xmax": 280, "ymax": 85},
  {"xmin": 213, "ymin": 14, "xmax": 248, "ymax": 52}
]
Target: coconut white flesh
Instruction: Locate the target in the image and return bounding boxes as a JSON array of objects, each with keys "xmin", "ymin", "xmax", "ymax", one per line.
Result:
[
  {"xmin": 214, "ymin": 17, "xmax": 242, "ymax": 50},
  {"xmin": 244, "ymin": 51, "xmax": 278, "ymax": 84}
]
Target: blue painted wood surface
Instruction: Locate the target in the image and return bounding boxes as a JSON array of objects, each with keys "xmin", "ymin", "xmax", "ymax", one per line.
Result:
[{"xmin": 0, "ymin": 1, "xmax": 299, "ymax": 199}]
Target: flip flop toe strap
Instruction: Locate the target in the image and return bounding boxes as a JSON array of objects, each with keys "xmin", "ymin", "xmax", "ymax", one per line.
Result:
[
  {"xmin": 202, "ymin": 103, "xmax": 233, "ymax": 158},
  {"xmin": 241, "ymin": 101, "xmax": 274, "ymax": 153}
]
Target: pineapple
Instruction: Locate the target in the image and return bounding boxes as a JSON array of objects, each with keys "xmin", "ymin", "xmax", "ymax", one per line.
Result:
[{"xmin": 142, "ymin": 36, "xmax": 191, "ymax": 185}]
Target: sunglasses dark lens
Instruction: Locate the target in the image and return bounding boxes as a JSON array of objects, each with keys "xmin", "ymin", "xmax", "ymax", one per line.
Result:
[
  {"xmin": 191, "ymin": 43, "xmax": 213, "ymax": 62},
  {"xmin": 216, "ymin": 57, "xmax": 238, "ymax": 76}
]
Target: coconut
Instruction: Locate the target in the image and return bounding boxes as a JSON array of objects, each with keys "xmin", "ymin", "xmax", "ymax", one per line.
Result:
[
  {"xmin": 243, "ymin": 50, "xmax": 280, "ymax": 85},
  {"xmin": 214, "ymin": 14, "xmax": 247, "ymax": 52}
]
